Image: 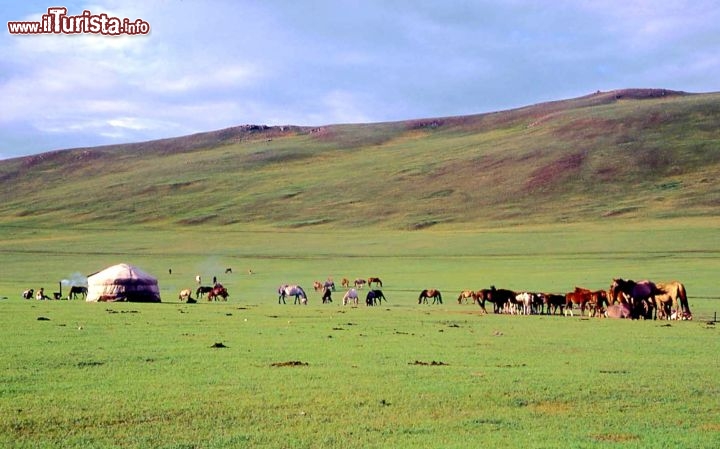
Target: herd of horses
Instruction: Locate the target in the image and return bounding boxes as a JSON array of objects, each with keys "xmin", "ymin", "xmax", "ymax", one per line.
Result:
[
  {"xmin": 178, "ymin": 284, "xmax": 230, "ymax": 303},
  {"xmin": 173, "ymin": 274, "xmax": 692, "ymax": 321},
  {"xmin": 272, "ymin": 276, "xmax": 693, "ymax": 321},
  {"xmin": 454, "ymin": 278, "xmax": 692, "ymax": 320}
]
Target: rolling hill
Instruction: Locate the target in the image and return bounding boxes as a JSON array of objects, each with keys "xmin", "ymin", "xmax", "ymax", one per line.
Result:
[{"xmin": 1, "ymin": 88, "xmax": 719, "ymax": 230}]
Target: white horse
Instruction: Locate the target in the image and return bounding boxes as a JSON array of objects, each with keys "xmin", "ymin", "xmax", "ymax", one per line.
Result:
[
  {"xmin": 278, "ymin": 284, "xmax": 307, "ymax": 305},
  {"xmin": 515, "ymin": 292, "xmax": 536, "ymax": 315},
  {"xmin": 343, "ymin": 288, "xmax": 359, "ymax": 306},
  {"xmin": 178, "ymin": 288, "xmax": 192, "ymax": 302}
]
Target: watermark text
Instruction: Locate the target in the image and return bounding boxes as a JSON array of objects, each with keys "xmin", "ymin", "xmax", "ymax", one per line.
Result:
[{"xmin": 8, "ymin": 7, "xmax": 150, "ymax": 36}]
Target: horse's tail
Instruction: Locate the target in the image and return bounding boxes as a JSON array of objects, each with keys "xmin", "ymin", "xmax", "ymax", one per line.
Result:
[{"xmin": 677, "ymin": 283, "xmax": 690, "ymax": 315}]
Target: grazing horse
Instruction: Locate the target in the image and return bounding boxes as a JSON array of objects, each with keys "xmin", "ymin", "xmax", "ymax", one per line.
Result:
[
  {"xmin": 610, "ymin": 278, "xmax": 657, "ymax": 319},
  {"xmin": 354, "ymin": 278, "xmax": 367, "ymax": 289},
  {"xmin": 343, "ymin": 288, "xmax": 359, "ymax": 306},
  {"xmin": 366, "ymin": 289, "xmax": 386, "ymax": 306},
  {"xmin": 208, "ymin": 285, "xmax": 229, "ymax": 301},
  {"xmin": 278, "ymin": 284, "xmax": 307, "ymax": 305},
  {"xmin": 655, "ymin": 281, "xmax": 691, "ymax": 320},
  {"xmin": 67, "ymin": 286, "xmax": 88, "ymax": 300},
  {"xmin": 341, "ymin": 278, "xmax": 350, "ymax": 288},
  {"xmin": 313, "ymin": 281, "xmax": 324, "ymax": 292},
  {"xmin": 225, "ymin": 268, "xmax": 233, "ymax": 274},
  {"xmin": 367, "ymin": 277, "xmax": 383, "ymax": 287},
  {"xmin": 321, "ymin": 286, "xmax": 333, "ymax": 304},
  {"xmin": 476, "ymin": 286, "xmax": 515, "ymax": 313},
  {"xmin": 196, "ymin": 286, "xmax": 213, "ymax": 299},
  {"xmin": 457, "ymin": 290, "xmax": 477, "ymax": 305},
  {"xmin": 178, "ymin": 289, "xmax": 193, "ymax": 302},
  {"xmin": 418, "ymin": 289, "xmax": 442, "ymax": 304},
  {"xmin": 22, "ymin": 289, "xmax": 34, "ymax": 300}
]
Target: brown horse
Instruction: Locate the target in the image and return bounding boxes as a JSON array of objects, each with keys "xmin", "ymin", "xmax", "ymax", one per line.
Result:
[
  {"xmin": 208, "ymin": 285, "xmax": 229, "ymax": 301},
  {"xmin": 341, "ymin": 278, "xmax": 350, "ymax": 288},
  {"xmin": 367, "ymin": 277, "xmax": 383, "ymax": 287},
  {"xmin": 564, "ymin": 287, "xmax": 593, "ymax": 316},
  {"xmin": 418, "ymin": 289, "xmax": 442, "ymax": 304},
  {"xmin": 354, "ymin": 278, "xmax": 367, "ymax": 289},
  {"xmin": 655, "ymin": 281, "xmax": 691, "ymax": 320},
  {"xmin": 457, "ymin": 290, "xmax": 477, "ymax": 305},
  {"xmin": 589, "ymin": 289, "xmax": 610, "ymax": 317},
  {"xmin": 313, "ymin": 281, "xmax": 324, "ymax": 291}
]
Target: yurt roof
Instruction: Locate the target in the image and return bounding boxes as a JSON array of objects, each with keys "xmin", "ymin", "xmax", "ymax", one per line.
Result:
[{"xmin": 88, "ymin": 263, "xmax": 156, "ymax": 283}]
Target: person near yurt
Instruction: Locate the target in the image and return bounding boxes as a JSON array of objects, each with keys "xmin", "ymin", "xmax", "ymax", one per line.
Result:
[{"xmin": 86, "ymin": 263, "xmax": 161, "ymax": 302}]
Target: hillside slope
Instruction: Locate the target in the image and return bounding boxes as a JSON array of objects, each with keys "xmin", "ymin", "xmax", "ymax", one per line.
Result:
[{"xmin": 1, "ymin": 88, "xmax": 719, "ymax": 230}]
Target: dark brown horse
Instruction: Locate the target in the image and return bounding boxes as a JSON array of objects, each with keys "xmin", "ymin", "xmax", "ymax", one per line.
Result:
[
  {"xmin": 610, "ymin": 278, "xmax": 657, "ymax": 319},
  {"xmin": 367, "ymin": 277, "xmax": 383, "ymax": 287},
  {"xmin": 476, "ymin": 286, "xmax": 515, "ymax": 313},
  {"xmin": 541, "ymin": 293, "xmax": 566, "ymax": 315},
  {"xmin": 68, "ymin": 286, "xmax": 88, "ymax": 300},
  {"xmin": 418, "ymin": 289, "xmax": 442, "ymax": 304},
  {"xmin": 196, "ymin": 286, "xmax": 213, "ymax": 299}
]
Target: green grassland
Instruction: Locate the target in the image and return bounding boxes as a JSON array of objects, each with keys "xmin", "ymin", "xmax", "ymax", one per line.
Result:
[
  {"xmin": 1, "ymin": 89, "xmax": 719, "ymax": 448},
  {"xmin": 1, "ymin": 223, "xmax": 719, "ymax": 448}
]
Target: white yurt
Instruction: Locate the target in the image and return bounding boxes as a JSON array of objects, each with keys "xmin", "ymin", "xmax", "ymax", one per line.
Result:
[{"xmin": 86, "ymin": 263, "xmax": 161, "ymax": 302}]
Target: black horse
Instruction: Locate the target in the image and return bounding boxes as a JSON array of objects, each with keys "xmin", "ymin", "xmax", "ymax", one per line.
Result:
[
  {"xmin": 196, "ymin": 286, "xmax": 213, "ymax": 299},
  {"xmin": 68, "ymin": 286, "xmax": 88, "ymax": 300},
  {"xmin": 322, "ymin": 287, "xmax": 333, "ymax": 304},
  {"xmin": 477, "ymin": 286, "xmax": 516, "ymax": 313},
  {"xmin": 366, "ymin": 289, "xmax": 386, "ymax": 306}
]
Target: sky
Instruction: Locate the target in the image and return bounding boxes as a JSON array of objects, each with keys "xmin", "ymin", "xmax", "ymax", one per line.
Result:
[{"xmin": 1, "ymin": 1, "xmax": 719, "ymax": 159}]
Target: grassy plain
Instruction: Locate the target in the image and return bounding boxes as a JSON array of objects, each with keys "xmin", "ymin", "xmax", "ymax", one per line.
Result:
[
  {"xmin": 1, "ymin": 89, "xmax": 719, "ymax": 447},
  {"xmin": 1, "ymin": 222, "xmax": 719, "ymax": 448}
]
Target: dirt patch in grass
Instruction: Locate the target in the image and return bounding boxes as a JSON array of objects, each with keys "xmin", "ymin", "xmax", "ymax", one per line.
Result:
[
  {"xmin": 410, "ymin": 360, "xmax": 447, "ymax": 366},
  {"xmin": 271, "ymin": 361, "xmax": 309, "ymax": 367}
]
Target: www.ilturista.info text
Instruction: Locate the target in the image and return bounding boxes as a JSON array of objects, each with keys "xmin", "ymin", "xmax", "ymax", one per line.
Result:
[{"xmin": 7, "ymin": 7, "xmax": 150, "ymax": 36}]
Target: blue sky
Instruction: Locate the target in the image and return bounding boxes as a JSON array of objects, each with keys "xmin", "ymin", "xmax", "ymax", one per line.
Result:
[{"xmin": 1, "ymin": 1, "xmax": 719, "ymax": 159}]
